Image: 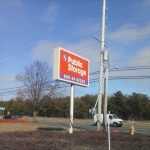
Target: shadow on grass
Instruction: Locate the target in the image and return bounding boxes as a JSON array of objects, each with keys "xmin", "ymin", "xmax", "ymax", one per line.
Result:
[{"xmin": 38, "ymin": 127, "xmax": 66, "ymax": 131}]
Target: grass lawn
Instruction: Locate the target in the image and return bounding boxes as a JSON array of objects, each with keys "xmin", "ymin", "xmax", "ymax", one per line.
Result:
[
  {"xmin": 0, "ymin": 130, "xmax": 149, "ymax": 150},
  {"xmin": 0, "ymin": 117, "xmax": 149, "ymax": 149}
]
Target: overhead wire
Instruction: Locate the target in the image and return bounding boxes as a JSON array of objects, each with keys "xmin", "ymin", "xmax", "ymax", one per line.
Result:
[{"xmin": 0, "ymin": 65, "xmax": 150, "ymax": 96}]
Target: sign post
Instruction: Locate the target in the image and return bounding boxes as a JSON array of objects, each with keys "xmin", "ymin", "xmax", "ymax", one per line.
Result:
[
  {"xmin": 53, "ymin": 47, "xmax": 89, "ymax": 134},
  {"xmin": 107, "ymin": 112, "xmax": 111, "ymax": 150},
  {"xmin": 69, "ymin": 84, "xmax": 74, "ymax": 134}
]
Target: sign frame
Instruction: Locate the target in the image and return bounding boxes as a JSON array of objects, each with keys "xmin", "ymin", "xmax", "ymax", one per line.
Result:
[{"xmin": 53, "ymin": 47, "xmax": 90, "ymax": 87}]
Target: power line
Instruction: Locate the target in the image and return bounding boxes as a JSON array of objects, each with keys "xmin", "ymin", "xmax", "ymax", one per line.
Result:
[
  {"xmin": 0, "ymin": 86, "xmax": 24, "ymax": 91},
  {"xmin": 109, "ymin": 75, "xmax": 150, "ymax": 80},
  {"xmin": 0, "ymin": 65, "xmax": 150, "ymax": 96},
  {"xmin": 1, "ymin": 75, "xmax": 150, "ymax": 96},
  {"xmin": 110, "ymin": 66, "xmax": 150, "ymax": 72}
]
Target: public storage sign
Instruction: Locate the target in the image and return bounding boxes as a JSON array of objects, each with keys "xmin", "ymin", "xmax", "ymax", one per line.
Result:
[{"xmin": 53, "ymin": 47, "xmax": 89, "ymax": 87}]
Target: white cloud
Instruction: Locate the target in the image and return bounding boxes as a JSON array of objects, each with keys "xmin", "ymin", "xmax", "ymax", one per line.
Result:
[
  {"xmin": 110, "ymin": 47, "xmax": 150, "ymax": 88},
  {"xmin": 41, "ymin": 1, "xmax": 59, "ymax": 30},
  {"xmin": 0, "ymin": 0, "xmax": 23, "ymax": 9},
  {"xmin": 110, "ymin": 47, "xmax": 150, "ymax": 76},
  {"xmin": 75, "ymin": 22, "xmax": 99, "ymax": 38},
  {"xmin": 143, "ymin": 0, "xmax": 150, "ymax": 7},
  {"xmin": 0, "ymin": 75, "xmax": 20, "ymax": 100},
  {"xmin": 32, "ymin": 40, "xmax": 61, "ymax": 64},
  {"xmin": 109, "ymin": 23, "xmax": 150, "ymax": 43},
  {"xmin": 31, "ymin": 39, "xmax": 150, "ymax": 96},
  {"xmin": 32, "ymin": 39, "xmax": 102, "ymax": 97},
  {"xmin": 32, "ymin": 39, "xmax": 101, "ymax": 73},
  {"xmin": 0, "ymin": 0, "xmax": 23, "ymax": 30},
  {"xmin": 0, "ymin": 75, "xmax": 16, "ymax": 81},
  {"xmin": 32, "ymin": 39, "xmax": 126, "ymax": 76},
  {"xmin": 131, "ymin": 47, "xmax": 150, "ymax": 66}
]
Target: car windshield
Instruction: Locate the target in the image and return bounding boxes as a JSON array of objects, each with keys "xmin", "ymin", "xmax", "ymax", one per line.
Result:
[{"xmin": 112, "ymin": 114, "xmax": 119, "ymax": 119}]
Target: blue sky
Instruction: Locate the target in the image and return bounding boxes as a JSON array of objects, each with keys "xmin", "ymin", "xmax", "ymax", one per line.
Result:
[{"xmin": 0, "ymin": 0, "xmax": 150, "ymax": 100}]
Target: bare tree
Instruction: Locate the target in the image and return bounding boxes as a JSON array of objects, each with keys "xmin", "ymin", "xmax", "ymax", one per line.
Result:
[{"xmin": 16, "ymin": 61, "xmax": 56, "ymax": 116}]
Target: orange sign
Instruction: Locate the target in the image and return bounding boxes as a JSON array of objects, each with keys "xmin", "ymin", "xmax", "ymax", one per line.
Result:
[{"xmin": 53, "ymin": 48, "xmax": 89, "ymax": 86}]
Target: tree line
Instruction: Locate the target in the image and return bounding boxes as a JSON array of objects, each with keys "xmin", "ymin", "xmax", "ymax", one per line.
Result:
[
  {"xmin": 0, "ymin": 91, "xmax": 150, "ymax": 120},
  {"xmin": 1, "ymin": 61, "xmax": 149, "ymax": 120}
]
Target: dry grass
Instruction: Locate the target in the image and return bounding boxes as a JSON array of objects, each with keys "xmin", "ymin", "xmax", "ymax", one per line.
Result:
[
  {"xmin": 0, "ymin": 130, "xmax": 149, "ymax": 150},
  {"xmin": 0, "ymin": 117, "xmax": 149, "ymax": 149}
]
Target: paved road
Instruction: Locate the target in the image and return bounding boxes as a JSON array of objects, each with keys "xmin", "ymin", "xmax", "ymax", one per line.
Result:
[{"xmin": 74, "ymin": 122, "xmax": 150, "ymax": 136}]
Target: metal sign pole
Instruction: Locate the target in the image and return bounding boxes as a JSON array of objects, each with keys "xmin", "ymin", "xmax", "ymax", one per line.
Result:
[
  {"xmin": 69, "ymin": 84, "xmax": 74, "ymax": 134},
  {"xmin": 107, "ymin": 112, "xmax": 111, "ymax": 150}
]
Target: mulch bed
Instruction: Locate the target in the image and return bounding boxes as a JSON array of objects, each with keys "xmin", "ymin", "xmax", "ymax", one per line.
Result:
[
  {"xmin": 0, "ymin": 117, "xmax": 28, "ymax": 124},
  {"xmin": 0, "ymin": 130, "xmax": 149, "ymax": 150}
]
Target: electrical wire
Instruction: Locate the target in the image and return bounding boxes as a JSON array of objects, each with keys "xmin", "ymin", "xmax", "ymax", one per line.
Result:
[{"xmin": 0, "ymin": 65, "xmax": 150, "ymax": 96}]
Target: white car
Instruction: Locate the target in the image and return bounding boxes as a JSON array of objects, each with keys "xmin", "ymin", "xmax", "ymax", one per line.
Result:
[{"xmin": 94, "ymin": 113, "xmax": 123, "ymax": 127}]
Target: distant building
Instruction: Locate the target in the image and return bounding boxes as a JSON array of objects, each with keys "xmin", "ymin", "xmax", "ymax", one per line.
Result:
[{"xmin": 0, "ymin": 107, "xmax": 5, "ymax": 119}]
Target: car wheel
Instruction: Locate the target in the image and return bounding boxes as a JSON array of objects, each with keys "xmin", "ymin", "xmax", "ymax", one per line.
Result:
[{"xmin": 113, "ymin": 122, "xmax": 118, "ymax": 127}]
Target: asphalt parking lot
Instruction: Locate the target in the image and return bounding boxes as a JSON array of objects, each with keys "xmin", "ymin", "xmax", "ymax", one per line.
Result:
[{"xmin": 0, "ymin": 117, "xmax": 149, "ymax": 136}]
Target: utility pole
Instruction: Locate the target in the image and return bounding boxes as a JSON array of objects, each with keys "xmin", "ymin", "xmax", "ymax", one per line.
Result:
[
  {"xmin": 103, "ymin": 50, "xmax": 109, "ymax": 130},
  {"xmin": 97, "ymin": 0, "xmax": 109, "ymax": 130}
]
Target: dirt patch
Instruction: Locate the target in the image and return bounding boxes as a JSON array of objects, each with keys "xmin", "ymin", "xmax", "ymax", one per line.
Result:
[
  {"xmin": 0, "ymin": 119, "xmax": 27, "ymax": 124},
  {"xmin": 0, "ymin": 131, "xmax": 149, "ymax": 150}
]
